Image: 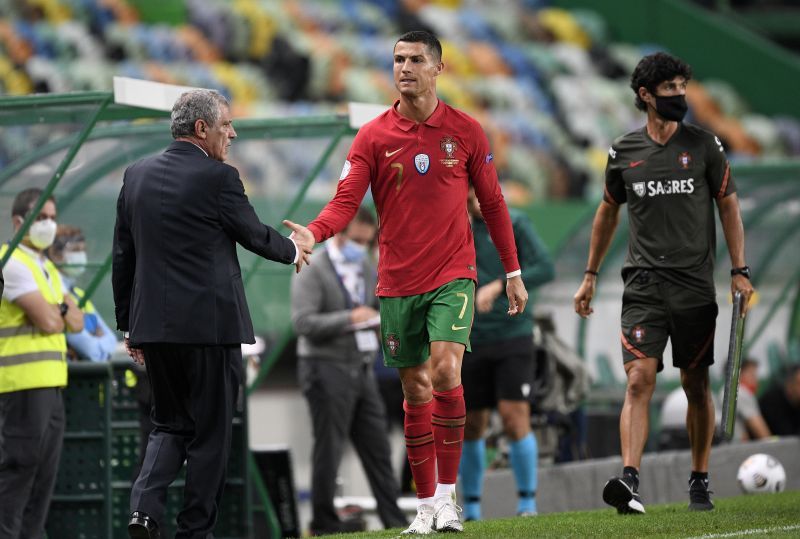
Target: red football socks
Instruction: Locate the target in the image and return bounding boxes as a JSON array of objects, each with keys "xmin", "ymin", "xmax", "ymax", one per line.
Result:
[
  {"xmin": 432, "ymin": 384, "xmax": 466, "ymax": 486},
  {"xmin": 404, "ymin": 399, "xmax": 436, "ymax": 499}
]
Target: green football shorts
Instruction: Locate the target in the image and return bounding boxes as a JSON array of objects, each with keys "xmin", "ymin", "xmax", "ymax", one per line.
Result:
[{"xmin": 380, "ymin": 278, "xmax": 475, "ymax": 368}]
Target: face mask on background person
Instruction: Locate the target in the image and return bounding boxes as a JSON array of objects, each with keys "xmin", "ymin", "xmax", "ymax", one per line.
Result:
[
  {"xmin": 62, "ymin": 250, "xmax": 88, "ymax": 277},
  {"xmin": 653, "ymin": 94, "xmax": 688, "ymax": 122},
  {"xmin": 28, "ymin": 219, "xmax": 57, "ymax": 250},
  {"xmin": 340, "ymin": 239, "xmax": 367, "ymax": 263}
]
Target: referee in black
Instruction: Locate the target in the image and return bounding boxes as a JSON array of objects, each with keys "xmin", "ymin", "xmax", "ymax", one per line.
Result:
[{"xmin": 573, "ymin": 52, "xmax": 754, "ymax": 515}]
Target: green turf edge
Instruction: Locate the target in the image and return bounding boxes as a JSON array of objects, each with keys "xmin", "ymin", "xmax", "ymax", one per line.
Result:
[{"xmin": 320, "ymin": 489, "xmax": 800, "ymax": 539}]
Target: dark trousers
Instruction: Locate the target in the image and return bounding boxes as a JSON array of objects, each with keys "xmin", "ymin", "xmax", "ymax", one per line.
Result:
[
  {"xmin": 299, "ymin": 359, "xmax": 406, "ymax": 531},
  {"xmin": 131, "ymin": 344, "xmax": 242, "ymax": 539},
  {"xmin": 0, "ymin": 387, "xmax": 65, "ymax": 539}
]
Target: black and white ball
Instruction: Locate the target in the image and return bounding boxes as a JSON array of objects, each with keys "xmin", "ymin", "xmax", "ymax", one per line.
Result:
[{"xmin": 737, "ymin": 453, "xmax": 786, "ymax": 494}]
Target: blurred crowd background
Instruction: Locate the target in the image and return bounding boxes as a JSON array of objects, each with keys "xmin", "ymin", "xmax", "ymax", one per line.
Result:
[{"xmin": 2, "ymin": 0, "xmax": 800, "ymax": 204}]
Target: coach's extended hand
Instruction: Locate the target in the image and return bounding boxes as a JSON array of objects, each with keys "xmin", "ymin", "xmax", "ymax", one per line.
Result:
[{"xmin": 284, "ymin": 220, "xmax": 315, "ymax": 273}]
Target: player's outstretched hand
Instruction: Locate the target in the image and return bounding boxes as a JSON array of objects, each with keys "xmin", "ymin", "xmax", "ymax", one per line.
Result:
[
  {"xmin": 283, "ymin": 220, "xmax": 315, "ymax": 273},
  {"xmin": 506, "ymin": 275, "xmax": 528, "ymax": 316},
  {"xmin": 574, "ymin": 275, "xmax": 596, "ymax": 318},
  {"xmin": 732, "ymin": 275, "xmax": 755, "ymax": 317}
]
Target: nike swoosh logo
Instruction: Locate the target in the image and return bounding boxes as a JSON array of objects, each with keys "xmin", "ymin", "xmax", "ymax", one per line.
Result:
[
  {"xmin": 385, "ymin": 147, "xmax": 403, "ymax": 157},
  {"xmin": 451, "ymin": 324, "xmax": 468, "ymax": 331},
  {"xmin": 443, "ymin": 439, "xmax": 462, "ymax": 445},
  {"xmin": 410, "ymin": 458, "xmax": 430, "ymax": 466},
  {"xmin": 629, "ymin": 160, "xmax": 645, "ymax": 168}
]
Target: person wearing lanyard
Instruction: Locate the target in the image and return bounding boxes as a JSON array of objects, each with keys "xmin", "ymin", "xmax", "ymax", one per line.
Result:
[{"xmin": 291, "ymin": 207, "xmax": 407, "ymax": 535}]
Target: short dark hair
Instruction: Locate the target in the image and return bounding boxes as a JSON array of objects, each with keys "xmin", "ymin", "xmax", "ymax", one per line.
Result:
[
  {"xmin": 396, "ymin": 30, "xmax": 442, "ymax": 63},
  {"xmin": 170, "ymin": 89, "xmax": 230, "ymax": 139},
  {"xmin": 51, "ymin": 224, "xmax": 85, "ymax": 255},
  {"xmin": 11, "ymin": 188, "xmax": 55, "ymax": 218},
  {"xmin": 630, "ymin": 52, "xmax": 692, "ymax": 111},
  {"xmin": 351, "ymin": 206, "xmax": 377, "ymax": 228}
]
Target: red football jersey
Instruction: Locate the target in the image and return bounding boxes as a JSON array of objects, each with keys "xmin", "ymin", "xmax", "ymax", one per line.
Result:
[{"xmin": 308, "ymin": 100, "xmax": 519, "ymax": 297}]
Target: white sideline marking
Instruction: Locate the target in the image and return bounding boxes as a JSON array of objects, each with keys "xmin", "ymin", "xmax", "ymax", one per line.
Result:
[{"xmin": 685, "ymin": 524, "xmax": 800, "ymax": 538}]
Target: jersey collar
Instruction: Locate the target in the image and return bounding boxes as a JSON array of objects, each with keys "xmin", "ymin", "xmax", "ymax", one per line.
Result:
[{"xmin": 390, "ymin": 99, "xmax": 445, "ymax": 131}]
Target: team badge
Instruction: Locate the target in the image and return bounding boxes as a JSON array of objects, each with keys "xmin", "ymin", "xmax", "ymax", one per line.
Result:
[
  {"xmin": 633, "ymin": 182, "xmax": 646, "ymax": 198},
  {"xmin": 485, "ymin": 153, "xmax": 494, "ymax": 164},
  {"xmin": 678, "ymin": 152, "xmax": 692, "ymax": 170},
  {"xmin": 385, "ymin": 333, "xmax": 400, "ymax": 357},
  {"xmin": 339, "ymin": 160, "xmax": 351, "ymax": 181},
  {"xmin": 632, "ymin": 325, "xmax": 646, "ymax": 344},
  {"xmin": 439, "ymin": 136, "xmax": 459, "ymax": 167},
  {"xmin": 414, "ymin": 153, "xmax": 430, "ymax": 174}
]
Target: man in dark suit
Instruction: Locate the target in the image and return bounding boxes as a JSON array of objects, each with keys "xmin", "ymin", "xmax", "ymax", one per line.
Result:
[
  {"xmin": 113, "ymin": 89, "xmax": 314, "ymax": 539},
  {"xmin": 291, "ymin": 208, "xmax": 407, "ymax": 535}
]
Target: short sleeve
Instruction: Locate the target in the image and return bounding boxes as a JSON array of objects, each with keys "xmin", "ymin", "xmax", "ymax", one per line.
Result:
[
  {"xmin": 2, "ymin": 258, "xmax": 39, "ymax": 302},
  {"xmin": 604, "ymin": 146, "xmax": 626, "ymax": 205},
  {"xmin": 706, "ymin": 133, "xmax": 736, "ymax": 199}
]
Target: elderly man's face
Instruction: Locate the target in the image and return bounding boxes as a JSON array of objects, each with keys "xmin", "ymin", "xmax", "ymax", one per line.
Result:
[{"xmin": 204, "ymin": 105, "xmax": 237, "ymax": 162}]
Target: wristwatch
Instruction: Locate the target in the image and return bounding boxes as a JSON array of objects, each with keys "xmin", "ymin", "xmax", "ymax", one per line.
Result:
[
  {"xmin": 731, "ymin": 266, "xmax": 751, "ymax": 280},
  {"xmin": 59, "ymin": 302, "xmax": 69, "ymax": 317}
]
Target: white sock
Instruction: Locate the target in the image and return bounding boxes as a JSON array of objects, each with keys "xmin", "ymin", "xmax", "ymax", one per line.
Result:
[
  {"xmin": 435, "ymin": 483, "xmax": 456, "ymax": 499},
  {"xmin": 418, "ymin": 496, "xmax": 435, "ymax": 509}
]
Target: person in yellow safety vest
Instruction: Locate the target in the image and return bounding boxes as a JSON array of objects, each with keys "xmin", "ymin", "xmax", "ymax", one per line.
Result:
[
  {"xmin": 46, "ymin": 224, "xmax": 119, "ymax": 361},
  {"xmin": 0, "ymin": 188, "xmax": 83, "ymax": 538}
]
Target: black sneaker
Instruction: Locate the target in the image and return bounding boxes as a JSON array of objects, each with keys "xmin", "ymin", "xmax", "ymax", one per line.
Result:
[
  {"xmin": 602, "ymin": 476, "xmax": 645, "ymax": 515},
  {"xmin": 688, "ymin": 477, "xmax": 715, "ymax": 511}
]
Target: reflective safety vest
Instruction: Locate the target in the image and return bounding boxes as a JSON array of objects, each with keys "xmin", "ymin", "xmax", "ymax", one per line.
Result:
[
  {"xmin": 67, "ymin": 285, "xmax": 96, "ymax": 315},
  {"xmin": 0, "ymin": 244, "xmax": 67, "ymax": 393}
]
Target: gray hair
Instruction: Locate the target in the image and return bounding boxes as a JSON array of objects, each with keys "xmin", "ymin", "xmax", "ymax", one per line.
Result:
[{"xmin": 170, "ymin": 89, "xmax": 229, "ymax": 139}]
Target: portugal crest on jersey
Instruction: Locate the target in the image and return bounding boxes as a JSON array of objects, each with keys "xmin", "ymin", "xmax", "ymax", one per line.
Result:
[
  {"xmin": 678, "ymin": 152, "xmax": 692, "ymax": 170},
  {"xmin": 632, "ymin": 325, "xmax": 646, "ymax": 344},
  {"xmin": 633, "ymin": 182, "xmax": 646, "ymax": 198},
  {"xmin": 414, "ymin": 153, "xmax": 430, "ymax": 174},
  {"xmin": 385, "ymin": 333, "xmax": 400, "ymax": 357},
  {"xmin": 439, "ymin": 136, "xmax": 459, "ymax": 167}
]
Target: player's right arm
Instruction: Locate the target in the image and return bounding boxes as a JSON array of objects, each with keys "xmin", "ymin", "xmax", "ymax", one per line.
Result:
[
  {"xmin": 574, "ymin": 145, "xmax": 625, "ymax": 318},
  {"xmin": 574, "ymin": 201, "xmax": 620, "ymax": 318},
  {"xmin": 307, "ymin": 130, "xmax": 374, "ymax": 243}
]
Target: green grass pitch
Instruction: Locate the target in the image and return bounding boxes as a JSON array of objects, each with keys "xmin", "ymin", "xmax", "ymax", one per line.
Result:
[{"xmin": 325, "ymin": 489, "xmax": 800, "ymax": 538}]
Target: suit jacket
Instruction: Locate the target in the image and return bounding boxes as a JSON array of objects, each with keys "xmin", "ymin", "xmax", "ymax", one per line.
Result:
[
  {"xmin": 112, "ymin": 141, "xmax": 295, "ymax": 345},
  {"xmin": 290, "ymin": 248, "xmax": 378, "ymax": 365}
]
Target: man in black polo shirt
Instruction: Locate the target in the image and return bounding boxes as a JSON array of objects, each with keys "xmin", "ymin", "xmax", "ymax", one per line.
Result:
[{"xmin": 573, "ymin": 52, "xmax": 754, "ymax": 514}]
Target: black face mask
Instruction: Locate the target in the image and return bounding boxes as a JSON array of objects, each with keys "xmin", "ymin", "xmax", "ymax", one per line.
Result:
[{"xmin": 653, "ymin": 94, "xmax": 688, "ymax": 122}]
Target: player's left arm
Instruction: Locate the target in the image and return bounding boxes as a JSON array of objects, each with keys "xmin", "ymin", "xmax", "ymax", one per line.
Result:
[
  {"xmin": 708, "ymin": 135, "xmax": 754, "ymax": 314},
  {"xmin": 468, "ymin": 121, "xmax": 526, "ymax": 315}
]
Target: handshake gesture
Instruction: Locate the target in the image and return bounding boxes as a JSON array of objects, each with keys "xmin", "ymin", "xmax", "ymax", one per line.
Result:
[{"xmin": 283, "ymin": 220, "xmax": 315, "ymax": 273}]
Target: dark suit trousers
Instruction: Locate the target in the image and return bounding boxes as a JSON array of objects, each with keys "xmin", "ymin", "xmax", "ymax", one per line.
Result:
[
  {"xmin": 299, "ymin": 359, "xmax": 406, "ymax": 531},
  {"xmin": 0, "ymin": 387, "xmax": 64, "ymax": 539},
  {"xmin": 131, "ymin": 344, "xmax": 242, "ymax": 539}
]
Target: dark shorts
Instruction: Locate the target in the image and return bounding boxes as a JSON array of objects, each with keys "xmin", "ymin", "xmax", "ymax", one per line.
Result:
[
  {"xmin": 462, "ymin": 336, "xmax": 535, "ymax": 410},
  {"xmin": 621, "ymin": 270, "xmax": 718, "ymax": 372}
]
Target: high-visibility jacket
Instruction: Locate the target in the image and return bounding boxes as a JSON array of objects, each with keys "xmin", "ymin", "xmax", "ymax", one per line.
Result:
[{"xmin": 0, "ymin": 244, "xmax": 67, "ymax": 393}]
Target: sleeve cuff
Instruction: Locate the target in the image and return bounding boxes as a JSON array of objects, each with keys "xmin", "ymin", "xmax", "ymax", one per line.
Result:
[
  {"xmin": 289, "ymin": 238, "xmax": 300, "ymax": 264},
  {"xmin": 506, "ymin": 269, "xmax": 521, "ymax": 279}
]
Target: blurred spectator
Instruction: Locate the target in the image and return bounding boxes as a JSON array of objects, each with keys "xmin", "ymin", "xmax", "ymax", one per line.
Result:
[
  {"xmin": 716, "ymin": 358, "xmax": 771, "ymax": 442},
  {"xmin": 0, "ymin": 188, "xmax": 83, "ymax": 537},
  {"xmin": 460, "ymin": 187, "xmax": 554, "ymax": 520},
  {"xmin": 758, "ymin": 364, "xmax": 800, "ymax": 436},
  {"xmin": 46, "ymin": 224, "xmax": 118, "ymax": 361},
  {"xmin": 291, "ymin": 207, "xmax": 406, "ymax": 535}
]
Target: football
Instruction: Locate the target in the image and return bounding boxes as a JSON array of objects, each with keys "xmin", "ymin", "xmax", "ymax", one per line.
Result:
[{"xmin": 737, "ymin": 453, "xmax": 786, "ymax": 494}]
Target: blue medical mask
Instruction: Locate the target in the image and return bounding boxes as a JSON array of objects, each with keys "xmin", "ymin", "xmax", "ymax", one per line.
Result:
[
  {"xmin": 62, "ymin": 250, "xmax": 87, "ymax": 277},
  {"xmin": 340, "ymin": 239, "xmax": 367, "ymax": 263}
]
